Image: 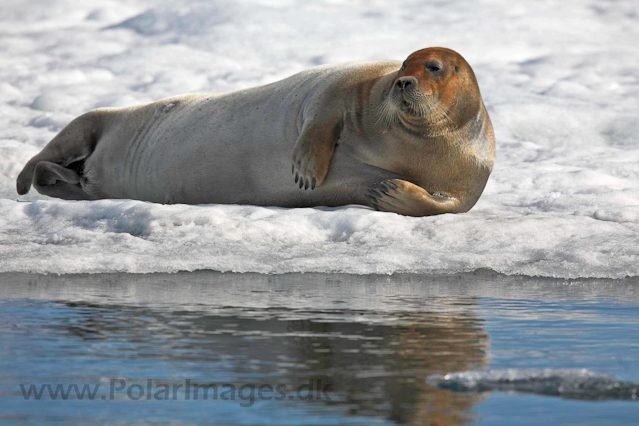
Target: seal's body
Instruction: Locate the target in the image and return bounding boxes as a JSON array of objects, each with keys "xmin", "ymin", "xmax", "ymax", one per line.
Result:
[{"xmin": 17, "ymin": 48, "xmax": 495, "ymax": 216}]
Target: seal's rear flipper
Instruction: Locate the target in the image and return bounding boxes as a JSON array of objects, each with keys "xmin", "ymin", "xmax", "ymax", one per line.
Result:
[
  {"xmin": 16, "ymin": 111, "xmax": 103, "ymax": 198},
  {"xmin": 32, "ymin": 161, "xmax": 92, "ymax": 200},
  {"xmin": 16, "ymin": 158, "xmax": 39, "ymax": 195}
]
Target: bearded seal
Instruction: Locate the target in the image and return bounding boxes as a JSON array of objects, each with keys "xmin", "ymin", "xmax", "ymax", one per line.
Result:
[{"xmin": 16, "ymin": 47, "xmax": 494, "ymax": 217}]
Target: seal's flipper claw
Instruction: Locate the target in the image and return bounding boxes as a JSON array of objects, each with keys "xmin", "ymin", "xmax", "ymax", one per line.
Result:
[{"xmin": 365, "ymin": 193, "xmax": 380, "ymax": 210}]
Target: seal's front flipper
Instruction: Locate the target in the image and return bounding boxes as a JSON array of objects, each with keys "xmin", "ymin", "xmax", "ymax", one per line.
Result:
[
  {"xmin": 366, "ymin": 179, "xmax": 461, "ymax": 217},
  {"xmin": 32, "ymin": 161, "xmax": 92, "ymax": 200},
  {"xmin": 291, "ymin": 110, "xmax": 342, "ymax": 190}
]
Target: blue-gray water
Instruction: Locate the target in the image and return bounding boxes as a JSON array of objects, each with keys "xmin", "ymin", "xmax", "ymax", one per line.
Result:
[{"xmin": 1, "ymin": 271, "xmax": 638, "ymax": 425}]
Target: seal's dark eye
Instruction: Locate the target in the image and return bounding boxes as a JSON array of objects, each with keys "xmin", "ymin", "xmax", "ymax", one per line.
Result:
[
  {"xmin": 454, "ymin": 66, "xmax": 459, "ymax": 73},
  {"xmin": 426, "ymin": 64, "xmax": 441, "ymax": 73},
  {"xmin": 400, "ymin": 62, "xmax": 407, "ymax": 71}
]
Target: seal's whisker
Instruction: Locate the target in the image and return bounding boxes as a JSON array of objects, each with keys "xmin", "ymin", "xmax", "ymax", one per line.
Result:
[{"xmin": 376, "ymin": 98, "xmax": 399, "ymax": 128}]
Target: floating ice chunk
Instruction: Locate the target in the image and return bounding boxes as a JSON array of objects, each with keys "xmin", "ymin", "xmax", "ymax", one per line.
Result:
[{"xmin": 429, "ymin": 369, "xmax": 639, "ymax": 401}]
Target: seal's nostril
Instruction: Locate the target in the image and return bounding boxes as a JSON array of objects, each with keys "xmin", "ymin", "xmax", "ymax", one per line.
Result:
[{"xmin": 395, "ymin": 78, "xmax": 413, "ymax": 90}]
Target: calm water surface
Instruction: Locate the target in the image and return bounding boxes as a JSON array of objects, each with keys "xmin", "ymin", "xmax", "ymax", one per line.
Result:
[{"xmin": 1, "ymin": 271, "xmax": 638, "ymax": 425}]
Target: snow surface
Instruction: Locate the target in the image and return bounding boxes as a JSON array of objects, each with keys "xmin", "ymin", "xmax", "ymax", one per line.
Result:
[{"xmin": 1, "ymin": 0, "xmax": 638, "ymax": 277}]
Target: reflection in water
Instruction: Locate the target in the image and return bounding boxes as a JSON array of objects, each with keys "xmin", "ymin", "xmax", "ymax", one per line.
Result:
[
  {"xmin": 1, "ymin": 272, "xmax": 493, "ymax": 425},
  {"xmin": 3, "ymin": 271, "xmax": 639, "ymax": 425},
  {"xmin": 50, "ymin": 300, "xmax": 487, "ymax": 423},
  {"xmin": 283, "ymin": 309, "xmax": 487, "ymax": 424}
]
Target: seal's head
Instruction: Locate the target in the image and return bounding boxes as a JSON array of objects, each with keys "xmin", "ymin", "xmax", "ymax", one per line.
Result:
[{"xmin": 379, "ymin": 47, "xmax": 482, "ymax": 132}]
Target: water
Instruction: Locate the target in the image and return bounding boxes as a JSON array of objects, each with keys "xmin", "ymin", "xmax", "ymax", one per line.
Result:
[{"xmin": 1, "ymin": 271, "xmax": 638, "ymax": 424}]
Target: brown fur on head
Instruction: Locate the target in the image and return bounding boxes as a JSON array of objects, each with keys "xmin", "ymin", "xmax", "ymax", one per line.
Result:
[{"xmin": 379, "ymin": 47, "xmax": 482, "ymax": 131}]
